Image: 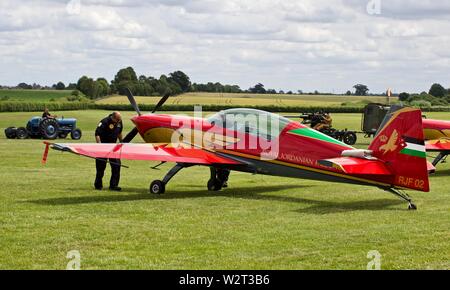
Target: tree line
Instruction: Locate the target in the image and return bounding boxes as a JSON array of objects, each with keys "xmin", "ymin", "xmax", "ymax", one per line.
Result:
[{"xmin": 2, "ymin": 67, "xmax": 449, "ymax": 105}]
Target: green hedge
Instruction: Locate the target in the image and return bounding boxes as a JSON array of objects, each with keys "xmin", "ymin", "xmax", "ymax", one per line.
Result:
[
  {"xmin": 1, "ymin": 101, "xmax": 449, "ymax": 113},
  {"xmin": 94, "ymin": 103, "xmax": 371, "ymax": 113},
  {"xmin": 0, "ymin": 102, "xmax": 95, "ymax": 112}
]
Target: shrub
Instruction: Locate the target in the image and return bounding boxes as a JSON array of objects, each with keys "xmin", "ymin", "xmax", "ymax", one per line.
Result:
[
  {"xmin": 398, "ymin": 92, "xmax": 410, "ymax": 102},
  {"xmin": 410, "ymin": 100, "xmax": 432, "ymax": 109},
  {"xmin": 408, "ymin": 94, "xmax": 448, "ymax": 106}
]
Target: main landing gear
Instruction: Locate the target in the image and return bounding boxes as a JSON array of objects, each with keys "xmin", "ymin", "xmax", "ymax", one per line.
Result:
[
  {"xmin": 149, "ymin": 164, "xmax": 231, "ymax": 194},
  {"xmin": 207, "ymin": 167, "xmax": 230, "ymax": 191},
  {"xmin": 386, "ymin": 188, "xmax": 417, "ymax": 210},
  {"xmin": 149, "ymin": 163, "xmax": 186, "ymax": 194}
]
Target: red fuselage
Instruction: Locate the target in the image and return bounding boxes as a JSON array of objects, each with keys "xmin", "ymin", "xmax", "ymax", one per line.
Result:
[{"xmin": 129, "ymin": 110, "xmax": 400, "ymax": 189}]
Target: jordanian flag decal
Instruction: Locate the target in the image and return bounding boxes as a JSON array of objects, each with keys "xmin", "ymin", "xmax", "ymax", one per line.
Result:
[{"xmin": 400, "ymin": 137, "xmax": 426, "ymax": 158}]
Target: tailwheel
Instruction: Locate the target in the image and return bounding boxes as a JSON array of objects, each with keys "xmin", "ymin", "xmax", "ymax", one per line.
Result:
[
  {"xmin": 150, "ymin": 180, "xmax": 166, "ymax": 195},
  {"xmin": 386, "ymin": 188, "xmax": 417, "ymax": 210},
  {"xmin": 207, "ymin": 179, "xmax": 223, "ymax": 191},
  {"xmin": 408, "ymin": 203, "xmax": 417, "ymax": 211}
]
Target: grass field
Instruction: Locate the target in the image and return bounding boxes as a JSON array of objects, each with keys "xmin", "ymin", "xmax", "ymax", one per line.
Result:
[
  {"xmin": 0, "ymin": 89, "xmax": 73, "ymax": 102},
  {"xmin": 97, "ymin": 92, "xmax": 389, "ymax": 107},
  {"xmin": 0, "ymin": 110, "xmax": 449, "ymax": 270}
]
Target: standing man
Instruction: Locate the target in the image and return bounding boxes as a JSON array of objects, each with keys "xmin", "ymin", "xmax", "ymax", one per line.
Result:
[{"xmin": 95, "ymin": 112, "xmax": 123, "ymax": 191}]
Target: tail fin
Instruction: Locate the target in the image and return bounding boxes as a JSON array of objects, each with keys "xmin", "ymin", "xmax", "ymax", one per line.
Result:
[{"xmin": 369, "ymin": 106, "xmax": 430, "ymax": 192}]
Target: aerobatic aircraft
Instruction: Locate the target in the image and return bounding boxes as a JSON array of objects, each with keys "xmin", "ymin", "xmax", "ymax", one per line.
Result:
[
  {"xmin": 42, "ymin": 89, "xmax": 431, "ymax": 210},
  {"xmin": 423, "ymin": 119, "xmax": 450, "ymax": 166}
]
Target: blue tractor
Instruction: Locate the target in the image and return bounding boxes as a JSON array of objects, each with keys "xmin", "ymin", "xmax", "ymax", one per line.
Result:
[{"xmin": 5, "ymin": 117, "xmax": 82, "ymax": 140}]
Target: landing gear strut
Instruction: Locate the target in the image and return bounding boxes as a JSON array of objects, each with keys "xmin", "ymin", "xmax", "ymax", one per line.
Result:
[
  {"xmin": 386, "ymin": 188, "xmax": 417, "ymax": 210},
  {"xmin": 149, "ymin": 163, "xmax": 186, "ymax": 194},
  {"xmin": 432, "ymin": 152, "xmax": 448, "ymax": 167}
]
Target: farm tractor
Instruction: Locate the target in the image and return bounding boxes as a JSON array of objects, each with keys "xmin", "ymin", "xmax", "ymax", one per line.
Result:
[
  {"xmin": 299, "ymin": 112, "xmax": 358, "ymax": 146},
  {"xmin": 5, "ymin": 117, "xmax": 82, "ymax": 140}
]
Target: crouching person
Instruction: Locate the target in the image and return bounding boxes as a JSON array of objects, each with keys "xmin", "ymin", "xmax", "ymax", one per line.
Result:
[{"xmin": 94, "ymin": 112, "xmax": 123, "ymax": 191}]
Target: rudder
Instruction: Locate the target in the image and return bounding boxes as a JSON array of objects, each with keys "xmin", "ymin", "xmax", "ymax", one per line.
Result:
[{"xmin": 369, "ymin": 107, "xmax": 429, "ymax": 192}]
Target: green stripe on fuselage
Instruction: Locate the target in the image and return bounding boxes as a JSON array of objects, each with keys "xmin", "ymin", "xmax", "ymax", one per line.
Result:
[{"xmin": 289, "ymin": 128, "xmax": 353, "ymax": 148}]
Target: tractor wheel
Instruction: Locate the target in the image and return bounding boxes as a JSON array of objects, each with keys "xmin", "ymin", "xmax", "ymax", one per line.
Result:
[
  {"xmin": 71, "ymin": 128, "xmax": 82, "ymax": 140},
  {"xmin": 343, "ymin": 132, "xmax": 357, "ymax": 146},
  {"xmin": 40, "ymin": 118, "xmax": 59, "ymax": 140},
  {"xmin": 5, "ymin": 127, "xmax": 17, "ymax": 139},
  {"xmin": 16, "ymin": 127, "xmax": 29, "ymax": 139}
]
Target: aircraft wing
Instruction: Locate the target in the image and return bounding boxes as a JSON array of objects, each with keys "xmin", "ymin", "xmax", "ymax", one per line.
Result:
[
  {"xmin": 426, "ymin": 138, "xmax": 450, "ymax": 152},
  {"xmin": 42, "ymin": 142, "xmax": 241, "ymax": 165}
]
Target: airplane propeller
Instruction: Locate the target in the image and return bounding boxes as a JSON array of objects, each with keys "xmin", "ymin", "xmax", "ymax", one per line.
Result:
[
  {"xmin": 125, "ymin": 88, "xmax": 142, "ymax": 116},
  {"xmin": 122, "ymin": 88, "xmax": 171, "ymax": 143}
]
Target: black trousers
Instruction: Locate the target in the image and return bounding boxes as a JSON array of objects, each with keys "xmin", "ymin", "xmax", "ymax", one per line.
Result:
[{"xmin": 95, "ymin": 158, "xmax": 121, "ymax": 189}]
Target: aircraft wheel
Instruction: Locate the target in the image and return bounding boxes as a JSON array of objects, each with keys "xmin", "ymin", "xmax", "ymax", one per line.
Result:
[
  {"xmin": 207, "ymin": 179, "xmax": 222, "ymax": 191},
  {"xmin": 408, "ymin": 203, "xmax": 417, "ymax": 210},
  {"xmin": 150, "ymin": 180, "xmax": 165, "ymax": 195}
]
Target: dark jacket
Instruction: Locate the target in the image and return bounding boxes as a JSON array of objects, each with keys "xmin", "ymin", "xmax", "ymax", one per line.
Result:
[{"xmin": 95, "ymin": 115, "xmax": 123, "ymax": 143}]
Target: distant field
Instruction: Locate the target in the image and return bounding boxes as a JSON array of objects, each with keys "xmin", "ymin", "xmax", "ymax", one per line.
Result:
[
  {"xmin": 0, "ymin": 89, "xmax": 72, "ymax": 102},
  {"xmin": 96, "ymin": 92, "xmax": 389, "ymax": 107}
]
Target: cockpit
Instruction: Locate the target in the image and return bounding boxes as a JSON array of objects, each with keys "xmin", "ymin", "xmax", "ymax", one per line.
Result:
[{"xmin": 207, "ymin": 108, "xmax": 293, "ymax": 140}]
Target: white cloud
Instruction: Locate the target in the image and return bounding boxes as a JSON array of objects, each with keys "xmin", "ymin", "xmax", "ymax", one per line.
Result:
[{"xmin": 0, "ymin": 0, "xmax": 449, "ymax": 93}]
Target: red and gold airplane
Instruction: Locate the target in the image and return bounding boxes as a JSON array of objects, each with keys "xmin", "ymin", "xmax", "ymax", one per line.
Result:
[
  {"xmin": 43, "ymin": 90, "xmax": 431, "ymax": 210},
  {"xmin": 423, "ymin": 119, "xmax": 450, "ymax": 166}
]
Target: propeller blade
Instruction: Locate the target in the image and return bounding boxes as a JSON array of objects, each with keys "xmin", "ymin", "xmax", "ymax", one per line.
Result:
[
  {"xmin": 122, "ymin": 127, "xmax": 139, "ymax": 143},
  {"xmin": 152, "ymin": 93, "xmax": 171, "ymax": 113},
  {"xmin": 124, "ymin": 88, "xmax": 142, "ymax": 116}
]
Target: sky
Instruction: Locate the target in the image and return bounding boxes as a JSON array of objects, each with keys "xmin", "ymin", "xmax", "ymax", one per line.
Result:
[{"xmin": 0, "ymin": 0, "xmax": 449, "ymax": 94}]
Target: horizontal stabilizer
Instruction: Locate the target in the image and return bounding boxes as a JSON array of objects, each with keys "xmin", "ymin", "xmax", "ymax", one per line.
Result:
[
  {"xmin": 426, "ymin": 138, "xmax": 450, "ymax": 152},
  {"xmin": 318, "ymin": 157, "xmax": 392, "ymax": 175}
]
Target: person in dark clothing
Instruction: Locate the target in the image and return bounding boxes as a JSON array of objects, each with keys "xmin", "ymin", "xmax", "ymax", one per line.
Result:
[
  {"xmin": 42, "ymin": 108, "xmax": 57, "ymax": 119},
  {"xmin": 94, "ymin": 112, "xmax": 124, "ymax": 191}
]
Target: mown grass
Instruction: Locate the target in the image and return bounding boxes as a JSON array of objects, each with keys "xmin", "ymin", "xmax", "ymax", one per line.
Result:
[
  {"xmin": 0, "ymin": 89, "xmax": 72, "ymax": 102},
  {"xmin": 0, "ymin": 110, "xmax": 449, "ymax": 270},
  {"xmin": 97, "ymin": 92, "xmax": 389, "ymax": 107}
]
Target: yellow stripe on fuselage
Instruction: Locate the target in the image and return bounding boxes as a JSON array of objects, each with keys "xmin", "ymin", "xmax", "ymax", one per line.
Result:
[{"xmin": 216, "ymin": 149, "xmax": 395, "ymax": 188}]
